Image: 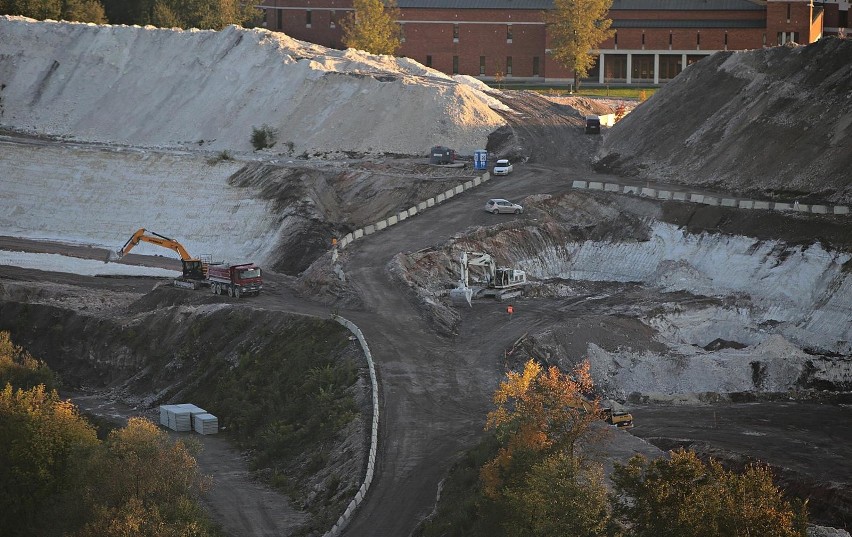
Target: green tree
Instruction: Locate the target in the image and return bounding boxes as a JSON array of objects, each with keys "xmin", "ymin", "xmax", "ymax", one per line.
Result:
[
  {"xmin": 0, "ymin": 384, "xmax": 99, "ymax": 536},
  {"xmin": 611, "ymin": 448, "xmax": 808, "ymax": 537},
  {"xmin": 544, "ymin": 0, "xmax": 614, "ymax": 86},
  {"xmin": 148, "ymin": 0, "xmax": 260, "ymax": 30},
  {"xmin": 340, "ymin": 0, "xmax": 402, "ymax": 56},
  {"xmin": 0, "ymin": 0, "xmax": 106, "ymax": 22},
  {"xmin": 502, "ymin": 451, "xmax": 610, "ymax": 537}
]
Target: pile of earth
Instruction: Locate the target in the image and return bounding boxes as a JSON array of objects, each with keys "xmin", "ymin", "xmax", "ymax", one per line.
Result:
[
  {"xmin": 0, "ymin": 16, "xmax": 504, "ymax": 156},
  {"xmin": 596, "ymin": 37, "xmax": 852, "ymax": 205}
]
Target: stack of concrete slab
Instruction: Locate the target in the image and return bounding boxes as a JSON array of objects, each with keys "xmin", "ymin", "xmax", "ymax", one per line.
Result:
[
  {"xmin": 192, "ymin": 413, "xmax": 219, "ymax": 435},
  {"xmin": 159, "ymin": 403, "xmax": 207, "ymax": 432}
]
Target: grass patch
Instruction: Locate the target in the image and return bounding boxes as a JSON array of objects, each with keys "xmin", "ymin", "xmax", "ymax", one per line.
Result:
[
  {"xmin": 414, "ymin": 434, "xmax": 503, "ymax": 537},
  {"xmin": 185, "ymin": 316, "xmax": 358, "ymax": 478}
]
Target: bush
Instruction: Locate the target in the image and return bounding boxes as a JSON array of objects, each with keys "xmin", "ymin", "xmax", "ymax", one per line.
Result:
[{"xmin": 251, "ymin": 124, "xmax": 278, "ymax": 150}]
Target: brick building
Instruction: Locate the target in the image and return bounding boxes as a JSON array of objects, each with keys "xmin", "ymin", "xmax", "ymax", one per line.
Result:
[{"xmin": 258, "ymin": 0, "xmax": 850, "ymax": 84}]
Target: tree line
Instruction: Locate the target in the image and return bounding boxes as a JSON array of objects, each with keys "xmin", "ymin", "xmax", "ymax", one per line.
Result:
[
  {"xmin": 0, "ymin": 331, "xmax": 220, "ymax": 537},
  {"xmin": 0, "ymin": 0, "xmax": 260, "ymax": 29},
  {"xmin": 419, "ymin": 359, "xmax": 809, "ymax": 537}
]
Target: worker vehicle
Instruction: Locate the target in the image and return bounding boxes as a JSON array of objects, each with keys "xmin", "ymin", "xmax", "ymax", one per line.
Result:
[
  {"xmin": 569, "ymin": 396, "xmax": 635, "ymax": 429},
  {"xmin": 109, "ymin": 228, "xmax": 209, "ymax": 287},
  {"xmin": 585, "ymin": 116, "xmax": 601, "ymax": 134},
  {"xmin": 450, "ymin": 251, "xmax": 527, "ymax": 306},
  {"xmin": 484, "ymin": 198, "xmax": 523, "ymax": 215},
  {"xmin": 492, "ymin": 159, "xmax": 513, "ymax": 175},
  {"xmin": 207, "ymin": 262, "xmax": 263, "ymax": 298},
  {"xmin": 429, "ymin": 146, "xmax": 456, "ymax": 165}
]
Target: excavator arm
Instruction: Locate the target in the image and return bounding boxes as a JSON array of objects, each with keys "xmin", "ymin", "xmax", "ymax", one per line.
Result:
[{"xmin": 108, "ymin": 228, "xmax": 206, "ymax": 280}]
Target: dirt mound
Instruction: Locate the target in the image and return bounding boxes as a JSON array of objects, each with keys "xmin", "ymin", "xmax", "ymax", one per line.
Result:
[
  {"xmin": 0, "ymin": 16, "xmax": 504, "ymax": 155},
  {"xmin": 596, "ymin": 38, "xmax": 852, "ymax": 204}
]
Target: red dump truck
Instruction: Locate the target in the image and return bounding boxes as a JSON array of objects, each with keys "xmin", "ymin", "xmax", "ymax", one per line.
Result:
[{"xmin": 207, "ymin": 262, "xmax": 263, "ymax": 298}]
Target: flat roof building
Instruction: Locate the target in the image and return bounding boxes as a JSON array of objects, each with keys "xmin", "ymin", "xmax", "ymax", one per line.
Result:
[{"xmin": 258, "ymin": 0, "xmax": 849, "ymax": 84}]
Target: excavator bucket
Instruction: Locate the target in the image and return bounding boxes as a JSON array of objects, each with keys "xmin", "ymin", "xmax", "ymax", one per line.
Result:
[
  {"xmin": 449, "ymin": 286, "xmax": 473, "ymax": 307},
  {"xmin": 105, "ymin": 249, "xmax": 122, "ymax": 263}
]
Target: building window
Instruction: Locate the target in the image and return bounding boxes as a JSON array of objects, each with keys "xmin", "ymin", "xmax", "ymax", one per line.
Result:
[
  {"xmin": 426, "ymin": 55, "xmax": 432, "ymax": 67},
  {"xmin": 506, "ymin": 56, "xmax": 512, "ymax": 76},
  {"xmin": 532, "ymin": 56, "xmax": 540, "ymax": 76},
  {"xmin": 480, "ymin": 56, "xmax": 486, "ymax": 75},
  {"xmin": 614, "ymin": 31, "xmax": 618, "ymax": 47},
  {"xmin": 724, "ymin": 31, "xmax": 728, "ymax": 47},
  {"xmin": 787, "ymin": 3, "xmax": 791, "ymax": 21},
  {"xmin": 641, "ymin": 31, "xmax": 645, "ymax": 46},
  {"xmin": 507, "ymin": 25, "xmax": 513, "ymax": 42},
  {"xmin": 400, "ymin": 25, "xmax": 405, "ymax": 43},
  {"xmin": 453, "ymin": 24, "xmax": 459, "ymax": 42},
  {"xmin": 452, "ymin": 55, "xmax": 459, "ymax": 74},
  {"xmin": 696, "ymin": 31, "xmax": 700, "ymax": 47},
  {"xmin": 306, "ymin": 10, "xmax": 311, "ymax": 27},
  {"xmin": 669, "ymin": 31, "xmax": 672, "ymax": 46},
  {"xmin": 330, "ymin": 11, "xmax": 336, "ymax": 28},
  {"xmin": 277, "ymin": 9, "xmax": 282, "ymax": 29}
]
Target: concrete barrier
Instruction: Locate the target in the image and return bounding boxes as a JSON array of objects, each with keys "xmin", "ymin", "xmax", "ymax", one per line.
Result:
[
  {"xmin": 418, "ymin": 201, "xmax": 428, "ymax": 211},
  {"xmin": 463, "ymin": 181, "xmax": 473, "ymax": 190},
  {"xmin": 690, "ymin": 194, "xmax": 704, "ymax": 203},
  {"xmin": 427, "ymin": 198, "xmax": 435, "ymax": 207},
  {"xmin": 454, "ymin": 185, "xmax": 464, "ymax": 195},
  {"xmin": 473, "ymin": 177, "xmax": 481, "ymax": 187},
  {"xmin": 738, "ymin": 200, "xmax": 754, "ymax": 209},
  {"xmin": 482, "ymin": 172, "xmax": 491, "ymax": 182},
  {"xmin": 589, "ymin": 181, "xmax": 604, "ymax": 190},
  {"xmin": 364, "ymin": 224, "xmax": 375, "ymax": 235},
  {"xmin": 408, "ymin": 206, "xmax": 418, "ymax": 217},
  {"xmin": 657, "ymin": 190, "xmax": 672, "ymax": 200},
  {"xmin": 387, "ymin": 215, "xmax": 398, "ymax": 226},
  {"xmin": 794, "ymin": 203, "xmax": 809, "ymax": 212},
  {"xmin": 811, "ymin": 205, "xmax": 827, "ymax": 214},
  {"xmin": 754, "ymin": 201, "xmax": 771, "ymax": 210},
  {"xmin": 721, "ymin": 198, "xmax": 737, "ymax": 207},
  {"xmin": 353, "ymin": 229, "xmax": 364, "ymax": 239},
  {"xmin": 702, "ymin": 196, "xmax": 719, "ymax": 206},
  {"xmin": 623, "ymin": 185, "xmax": 639, "ymax": 195},
  {"xmin": 834, "ymin": 206, "xmax": 850, "ymax": 215},
  {"xmin": 604, "ymin": 183, "xmax": 620, "ymax": 192},
  {"xmin": 773, "ymin": 202, "xmax": 793, "ymax": 211},
  {"xmin": 640, "ymin": 187, "xmax": 656, "ymax": 197},
  {"xmin": 375, "ymin": 220, "xmax": 387, "ymax": 231},
  {"xmin": 398, "ymin": 211, "xmax": 408, "ymax": 222},
  {"xmin": 327, "ymin": 316, "xmax": 380, "ymax": 537},
  {"xmin": 673, "ymin": 192, "xmax": 687, "ymax": 201},
  {"xmin": 444, "ymin": 189, "xmax": 455, "ymax": 199},
  {"xmin": 572, "ymin": 180, "xmax": 588, "ymax": 189}
]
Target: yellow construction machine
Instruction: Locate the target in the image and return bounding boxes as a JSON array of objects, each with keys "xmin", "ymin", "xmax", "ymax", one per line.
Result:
[{"xmin": 108, "ymin": 228, "xmax": 209, "ymax": 286}]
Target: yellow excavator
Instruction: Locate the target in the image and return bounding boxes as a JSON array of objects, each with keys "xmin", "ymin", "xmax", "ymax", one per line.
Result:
[{"xmin": 107, "ymin": 228, "xmax": 208, "ymax": 282}]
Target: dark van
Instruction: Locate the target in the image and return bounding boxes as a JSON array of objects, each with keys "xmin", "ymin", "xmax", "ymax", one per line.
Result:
[{"xmin": 585, "ymin": 116, "xmax": 601, "ymax": 134}]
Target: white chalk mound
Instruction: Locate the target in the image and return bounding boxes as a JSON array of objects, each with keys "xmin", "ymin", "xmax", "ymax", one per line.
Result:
[{"xmin": 0, "ymin": 16, "xmax": 505, "ymax": 155}]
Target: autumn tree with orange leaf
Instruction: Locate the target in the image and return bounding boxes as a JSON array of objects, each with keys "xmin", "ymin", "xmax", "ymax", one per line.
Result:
[{"xmin": 481, "ymin": 359, "xmax": 612, "ymax": 536}]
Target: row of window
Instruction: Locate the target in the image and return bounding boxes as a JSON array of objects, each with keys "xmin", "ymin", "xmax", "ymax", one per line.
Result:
[{"xmin": 425, "ymin": 55, "xmax": 541, "ymax": 76}]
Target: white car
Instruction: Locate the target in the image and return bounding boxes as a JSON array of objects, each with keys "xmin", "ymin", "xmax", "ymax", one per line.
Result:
[
  {"xmin": 484, "ymin": 198, "xmax": 523, "ymax": 215},
  {"xmin": 492, "ymin": 159, "xmax": 513, "ymax": 175}
]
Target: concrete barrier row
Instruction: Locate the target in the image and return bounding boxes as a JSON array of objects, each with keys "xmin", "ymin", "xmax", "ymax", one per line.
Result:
[
  {"xmin": 337, "ymin": 172, "xmax": 492, "ymax": 249},
  {"xmin": 325, "ymin": 315, "xmax": 380, "ymax": 537},
  {"xmin": 570, "ymin": 180, "xmax": 850, "ymax": 215}
]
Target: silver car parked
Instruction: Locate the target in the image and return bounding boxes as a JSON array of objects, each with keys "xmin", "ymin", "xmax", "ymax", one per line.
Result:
[{"xmin": 484, "ymin": 198, "xmax": 523, "ymax": 215}]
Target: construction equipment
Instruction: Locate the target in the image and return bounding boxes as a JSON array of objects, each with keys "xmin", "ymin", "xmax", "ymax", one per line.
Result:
[
  {"xmin": 569, "ymin": 397, "xmax": 634, "ymax": 429},
  {"xmin": 449, "ymin": 251, "xmax": 527, "ymax": 307},
  {"xmin": 207, "ymin": 262, "xmax": 263, "ymax": 298},
  {"xmin": 108, "ymin": 228, "xmax": 209, "ymax": 288}
]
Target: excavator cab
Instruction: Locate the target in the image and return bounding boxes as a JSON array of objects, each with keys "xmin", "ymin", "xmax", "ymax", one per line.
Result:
[{"xmin": 182, "ymin": 259, "xmax": 206, "ymax": 281}]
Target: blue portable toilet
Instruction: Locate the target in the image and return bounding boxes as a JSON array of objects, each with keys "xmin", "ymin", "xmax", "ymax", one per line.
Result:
[{"xmin": 474, "ymin": 150, "xmax": 488, "ymax": 170}]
